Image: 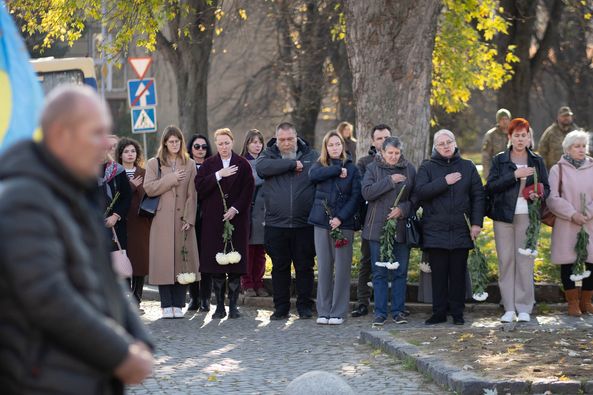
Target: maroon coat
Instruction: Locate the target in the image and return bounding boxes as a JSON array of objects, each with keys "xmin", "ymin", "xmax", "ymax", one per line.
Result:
[
  {"xmin": 126, "ymin": 167, "xmax": 151, "ymax": 276},
  {"xmin": 196, "ymin": 152, "xmax": 255, "ymax": 274}
]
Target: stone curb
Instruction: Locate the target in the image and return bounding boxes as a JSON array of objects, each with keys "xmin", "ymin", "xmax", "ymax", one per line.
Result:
[{"xmin": 359, "ymin": 330, "xmax": 593, "ymax": 395}]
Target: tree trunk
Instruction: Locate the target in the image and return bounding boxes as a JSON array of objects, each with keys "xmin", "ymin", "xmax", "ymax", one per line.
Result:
[
  {"xmin": 497, "ymin": 0, "xmax": 564, "ymax": 120},
  {"xmin": 276, "ymin": 1, "xmax": 332, "ymax": 145},
  {"xmin": 329, "ymin": 38, "xmax": 355, "ymax": 125},
  {"xmin": 156, "ymin": 0, "xmax": 216, "ymax": 138},
  {"xmin": 344, "ymin": 0, "xmax": 441, "ymax": 166}
]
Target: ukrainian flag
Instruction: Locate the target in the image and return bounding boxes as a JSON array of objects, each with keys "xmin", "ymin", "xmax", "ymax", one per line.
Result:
[{"xmin": 0, "ymin": 1, "xmax": 44, "ymax": 153}]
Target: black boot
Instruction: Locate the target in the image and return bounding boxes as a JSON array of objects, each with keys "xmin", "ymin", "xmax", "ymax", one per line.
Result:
[
  {"xmin": 228, "ymin": 275, "xmax": 241, "ymax": 319},
  {"xmin": 187, "ymin": 282, "xmax": 200, "ymax": 311},
  {"xmin": 199, "ymin": 274, "xmax": 212, "ymax": 312},
  {"xmin": 212, "ymin": 276, "xmax": 227, "ymax": 319}
]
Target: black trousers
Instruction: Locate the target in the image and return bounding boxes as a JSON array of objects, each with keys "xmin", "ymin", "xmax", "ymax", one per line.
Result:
[
  {"xmin": 265, "ymin": 226, "xmax": 316, "ymax": 314},
  {"xmin": 428, "ymin": 248, "xmax": 469, "ymax": 317},
  {"xmin": 129, "ymin": 276, "xmax": 145, "ymax": 305},
  {"xmin": 159, "ymin": 284, "xmax": 187, "ymax": 308},
  {"xmin": 561, "ymin": 263, "xmax": 593, "ymax": 290}
]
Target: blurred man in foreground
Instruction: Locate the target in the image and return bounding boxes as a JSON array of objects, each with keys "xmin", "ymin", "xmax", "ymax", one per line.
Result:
[{"xmin": 0, "ymin": 85, "xmax": 154, "ymax": 394}]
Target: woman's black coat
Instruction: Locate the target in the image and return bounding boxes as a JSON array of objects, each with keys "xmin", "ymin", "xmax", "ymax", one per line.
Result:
[
  {"xmin": 413, "ymin": 149, "xmax": 485, "ymax": 250},
  {"xmin": 485, "ymin": 148, "xmax": 549, "ymax": 223}
]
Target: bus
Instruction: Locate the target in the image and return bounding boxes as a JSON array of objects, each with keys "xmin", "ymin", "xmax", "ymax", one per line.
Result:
[{"xmin": 30, "ymin": 57, "xmax": 97, "ymax": 94}]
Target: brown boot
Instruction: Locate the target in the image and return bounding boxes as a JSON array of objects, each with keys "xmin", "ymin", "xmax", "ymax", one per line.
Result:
[
  {"xmin": 580, "ymin": 290, "xmax": 593, "ymax": 315},
  {"xmin": 565, "ymin": 289, "xmax": 582, "ymax": 317}
]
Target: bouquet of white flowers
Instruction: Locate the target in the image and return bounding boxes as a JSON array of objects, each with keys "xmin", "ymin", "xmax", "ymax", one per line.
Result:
[
  {"xmin": 376, "ymin": 185, "xmax": 406, "ymax": 270},
  {"xmin": 465, "ymin": 214, "xmax": 489, "ymax": 302},
  {"xmin": 215, "ymin": 181, "xmax": 242, "ymax": 265}
]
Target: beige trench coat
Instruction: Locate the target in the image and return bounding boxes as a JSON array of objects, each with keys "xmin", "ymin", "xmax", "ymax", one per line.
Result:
[{"xmin": 144, "ymin": 157, "xmax": 200, "ymax": 285}]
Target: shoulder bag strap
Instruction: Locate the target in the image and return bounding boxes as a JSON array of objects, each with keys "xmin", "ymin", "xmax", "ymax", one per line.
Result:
[
  {"xmin": 557, "ymin": 162, "xmax": 563, "ymax": 197},
  {"xmin": 111, "ymin": 227, "xmax": 123, "ymax": 251}
]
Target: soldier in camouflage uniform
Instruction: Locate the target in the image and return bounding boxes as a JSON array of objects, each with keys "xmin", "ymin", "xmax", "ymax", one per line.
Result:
[
  {"xmin": 481, "ymin": 108, "xmax": 511, "ymax": 179},
  {"xmin": 538, "ymin": 106, "xmax": 579, "ymax": 170}
]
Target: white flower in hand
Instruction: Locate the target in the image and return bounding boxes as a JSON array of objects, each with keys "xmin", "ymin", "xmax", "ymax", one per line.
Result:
[
  {"xmin": 419, "ymin": 262, "xmax": 432, "ymax": 273},
  {"xmin": 375, "ymin": 261, "xmax": 388, "ymax": 268},
  {"xmin": 177, "ymin": 272, "xmax": 194, "ymax": 285},
  {"xmin": 216, "ymin": 253, "xmax": 230, "ymax": 265},
  {"xmin": 583, "ymin": 270, "xmax": 591, "ymax": 279},
  {"xmin": 570, "ymin": 274, "xmax": 583, "ymax": 282},
  {"xmin": 385, "ymin": 262, "xmax": 400, "ymax": 270},
  {"xmin": 227, "ymin": 251, "xmax": 242, "ymax": 264},
  {"xmin": 367, "ymin": 281, "xmax": 373, "ymax": 288},
  {"xmin": 518, "ymin": 248, "xmax": 533, "ymax": 256}
]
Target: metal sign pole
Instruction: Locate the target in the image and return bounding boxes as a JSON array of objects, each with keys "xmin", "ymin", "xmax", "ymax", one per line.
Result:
[{"xmin": 143, "ymin": 133, "xmax": 148, "ymax": 159}]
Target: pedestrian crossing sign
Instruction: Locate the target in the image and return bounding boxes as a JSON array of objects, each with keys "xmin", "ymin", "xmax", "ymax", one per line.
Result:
[{"xmin": 131, "ymin": 106, "xmax": 157, "ymax": 134}]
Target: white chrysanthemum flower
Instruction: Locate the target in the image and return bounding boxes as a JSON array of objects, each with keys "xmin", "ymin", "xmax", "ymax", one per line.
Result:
[
  {"xmin": 216, "ymin": 253, "xmax": 230, "ymax": 265},
  {"xmin": 472, "ymin": 292, "xmax": 488, "ymax": 302},
  {"xmin": 583, "ymin": 270, "xmax": 591, "ymax": 279},
  {"xmin": 227, "ymin": 251, "xmax": 242, "ymax": 264},
  {"xmin": 419, "ymin": 262, "xmax": 432, "ymax": 273},
  {"xmin": 187, "ymin": 272, "xmax": 197, "ymax": 283},
  {"xmin": 518, "ymin": 248, "xmax": 531, "ymax": 256},
  {"xmin": 367, "ymin": 281, "xmax": 373, "ymax": 288},
  {"xmin": 375, "ymin": 261, "xmax": 388, "ymax": 267},
  {"xmin": 530, "ymin": 250, "xmax": 538, "ymax": 257},
  {"xmin": 570, "ymin": 274, "xmax": 583, "ymax": 282},
  {"xmin": 385, "ymin": 262, "xmax": 400, "ymax": 270},
  {"xmin": 177, "ymin": 273, "xmax": 190, "ymax": 284}
]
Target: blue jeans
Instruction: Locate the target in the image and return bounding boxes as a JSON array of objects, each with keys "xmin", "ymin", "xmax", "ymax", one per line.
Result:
[{"xmin": 369, "ymin": 240, "xmax": 410, "ymax": 319}]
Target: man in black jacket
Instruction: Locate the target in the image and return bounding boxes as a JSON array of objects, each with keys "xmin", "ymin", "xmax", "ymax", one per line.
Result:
[
  {"xmin": 256, "ymin": 122, "xmax": 319, "ymax": 320},
  {"xmin": 351, "ymin": 124, "xmax": 392, "ymax": 318},
  {"xmin": 0, "ymin": 85, "xmax": 153, "ymax": 394}
]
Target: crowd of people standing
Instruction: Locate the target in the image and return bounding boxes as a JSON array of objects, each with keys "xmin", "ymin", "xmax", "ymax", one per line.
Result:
[{"xmin": 105, "ymin": 106, "xmax": 592, "ymax": 327}]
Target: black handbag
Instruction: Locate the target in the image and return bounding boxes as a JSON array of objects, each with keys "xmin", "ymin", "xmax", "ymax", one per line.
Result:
[
  {"xmin": 405, "ymin": 214, "xmax": 422, "ymax": 248},
  {"xmin": 138, "ymin": 159, "xmax": 161, "ymax": 218}
]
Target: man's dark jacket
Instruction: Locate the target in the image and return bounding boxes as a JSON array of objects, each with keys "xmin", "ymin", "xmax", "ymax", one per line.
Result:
[
  {"xmin": 485, "ymin": 148, "xmax": 549, "ymax": 223},
  {"xmin": 413, "ymin": 148, "xmax": 485, "ymax": 250},
  {"xmin": 255, "ymin": 138, "xmax": 319, "ymax": 228},
  {"xmin": 0, "ymin": 141, "xmax": 152, "ymax": 395}
]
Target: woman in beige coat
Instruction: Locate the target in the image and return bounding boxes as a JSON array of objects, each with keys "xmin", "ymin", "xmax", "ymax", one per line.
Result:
[
  {"xmin": 144, "ymin": 126, "xmax": 200, "ymax": 319},
  {"xmin": 546, "ymin": 130, "xmax": 593, "ymax": 316}
]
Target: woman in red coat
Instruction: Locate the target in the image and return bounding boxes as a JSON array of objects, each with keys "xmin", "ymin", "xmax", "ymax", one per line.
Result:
[
  {"xmin": 116, "ymin": 137, "xmax": 151, "ymax": 312},
  {"xmin": 196, "ymin": 128, "xmax": 255, "ymax": 319}
]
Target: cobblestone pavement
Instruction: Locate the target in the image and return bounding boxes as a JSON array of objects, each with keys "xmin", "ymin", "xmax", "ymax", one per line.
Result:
[{"xmin": 127, "ymin": 302, "xmax": 445, "ymax": 395}]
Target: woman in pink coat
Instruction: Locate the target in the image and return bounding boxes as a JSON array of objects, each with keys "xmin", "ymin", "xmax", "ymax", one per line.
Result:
[{"xmin": 546, "ymin": 130, "xmax": 593, "ymax": 316}]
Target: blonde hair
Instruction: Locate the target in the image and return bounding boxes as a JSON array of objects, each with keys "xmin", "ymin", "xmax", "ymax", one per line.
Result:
[
  {"xmin": 337, "ymin": 121, "xmax": 353, "ymax": 135},
  {"xmin": 319, "ymin": 130, "xmax": 347, "ymax": 167},
  {"xmin": 157, "ymin": 125, "xmax": 189, "ymax": 165},
  {"xmin": 214, "ymin": 128, "xmax": 234, "ymax": 141}
]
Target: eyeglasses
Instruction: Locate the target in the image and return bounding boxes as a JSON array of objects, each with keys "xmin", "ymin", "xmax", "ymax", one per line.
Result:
[
  {"xmin": 193, "ymin": 144, "xmax": 208, "ymax": 150},
  {"xmin": 436, "ymin": 140, "xmax": 455, "ymax": 148}
]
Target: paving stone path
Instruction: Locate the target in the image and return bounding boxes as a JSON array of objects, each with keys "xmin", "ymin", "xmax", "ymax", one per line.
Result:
[{"xmin": 127, "ymin": 302, "xmax": 445, "ymax": 394}]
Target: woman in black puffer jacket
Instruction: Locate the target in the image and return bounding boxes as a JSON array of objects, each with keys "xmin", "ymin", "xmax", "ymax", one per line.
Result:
[
  {"xmin": 414, "ymin": 129, "xmax": 485, "ymax": 326},
  {"xmin": 308, "ymin": 131, "xmax": 361, "ymax": 325}
]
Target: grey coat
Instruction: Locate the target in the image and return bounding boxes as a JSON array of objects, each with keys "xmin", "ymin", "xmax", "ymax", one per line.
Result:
[
  {"xmin": 247, "ymin": 155, "xmax": 265, "ymax": 245},
  {"xmin": 361, "ymin": 157, "xmax": 416, "ymax": 242}
]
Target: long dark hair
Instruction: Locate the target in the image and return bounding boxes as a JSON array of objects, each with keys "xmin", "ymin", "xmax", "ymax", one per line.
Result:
[
  {"xmin": 187, "ymin": 133, "xmax": 212, "ymax": 160},
  {"xmin": 116, "ymin": 137, "xmax": 144, "ymax": 168},
  {"xmin": 241, "ymin": 129, "xmax": 265, "ymax": 157}
]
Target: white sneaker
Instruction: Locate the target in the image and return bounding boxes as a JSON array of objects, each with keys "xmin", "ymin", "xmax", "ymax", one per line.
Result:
[
  {"xmin": 173, "ymin": 307, "xmax": 184, "ymax": 318},
  {"xmin": 162, "ymin": 307, "xmax": 174, "ymax": 319},
  {"xmin": 500, "ymin": 311, "xmax": 516, "ymax": 323},
  {"xmin": 316, "ymin": 317, "xmax": 329, "ymax": 325},
  {"xmin": 517, "ymin": 312, "xmax": 530, "ymax": 322},
  {"xmin": 328, "ymin": 317, "xmax": 344, "ymax": 325}
]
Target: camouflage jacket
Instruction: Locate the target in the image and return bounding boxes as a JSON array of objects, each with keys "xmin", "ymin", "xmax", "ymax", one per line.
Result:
[
  {"xmin": 481, "ymin": 126, "xmax": 508, "ymax": 179},
  {"xmin": 538, "ymin": 122, "xmax": 578, "ymax": 170}
]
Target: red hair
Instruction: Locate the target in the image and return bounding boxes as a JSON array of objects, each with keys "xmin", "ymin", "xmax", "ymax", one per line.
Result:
[{"xmin": 508, "ymin": 118, "xmax": 530, "ymax": 137}]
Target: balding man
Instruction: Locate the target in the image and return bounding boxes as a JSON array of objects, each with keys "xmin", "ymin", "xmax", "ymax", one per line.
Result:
[
  {"xmin": 256, "ymin": 122, "xmax": 319, "ymax": 320},
  {"xmin": 0, "ymin": 85, "xmax": 154, "ymax": 393}
]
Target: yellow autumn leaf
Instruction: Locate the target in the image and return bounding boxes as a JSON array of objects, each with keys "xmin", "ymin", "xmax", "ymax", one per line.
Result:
[{"xmin": 238, "ymin": 8, "xmax": 247, "ymax": 20}]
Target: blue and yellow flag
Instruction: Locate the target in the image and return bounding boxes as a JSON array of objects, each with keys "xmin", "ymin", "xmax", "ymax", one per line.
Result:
[{"xmin": 0, "ymin": 1, "xmax": 44, "ymax": 153}]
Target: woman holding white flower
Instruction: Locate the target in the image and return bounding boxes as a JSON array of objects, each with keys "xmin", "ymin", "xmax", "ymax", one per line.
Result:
[
  {"xmin": 144, "ymin": 126, "xmax": 200, "ymax": 320},
  {"xmin": 361, "ymin": 137, "xmax": 416, "ymax": 327},
  {"xmin": 546, "ymin": 130, "xmax": 593, "ymax": 316},
  {"xmin": 486, "ymin": 118, "xmax": 549, "ymax": 323},
  {"xmin": 196, "ymin": 128, "xmax": 255, "ymax": 319}
]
